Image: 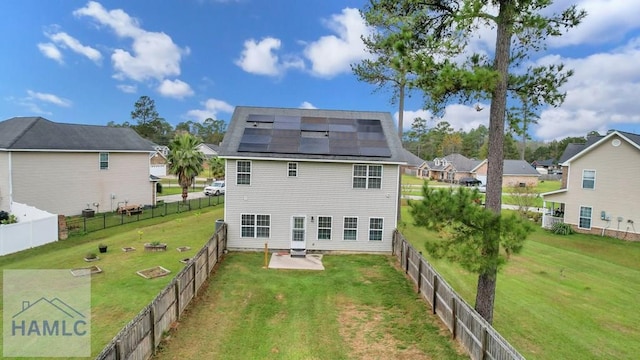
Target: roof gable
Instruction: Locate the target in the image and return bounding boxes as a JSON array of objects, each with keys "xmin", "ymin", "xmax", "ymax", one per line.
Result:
[
  {"xmin": 503, "ymin": 160, "xmax": 540, "ymax": 175},
  {"xmin": 219, "ymin": 106, "xmax": 406, "ymax": 163},
  {"xmin": 0, "ymin": 117, "xmax": 154, "ymax": 152},
  {"xmin": 561, "ymin": 130, "xmax": 640, "ymax": 165}
]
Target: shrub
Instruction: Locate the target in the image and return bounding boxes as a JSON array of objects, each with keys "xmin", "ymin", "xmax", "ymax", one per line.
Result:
[{"xmin": 551, "ymin": 222, "xmax": 574, "ymax": 235}]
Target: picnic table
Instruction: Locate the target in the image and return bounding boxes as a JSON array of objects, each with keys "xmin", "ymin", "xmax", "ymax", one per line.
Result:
[{"xmin": 117, "ymin": 204, "xmax": 143, "ymax": 216}]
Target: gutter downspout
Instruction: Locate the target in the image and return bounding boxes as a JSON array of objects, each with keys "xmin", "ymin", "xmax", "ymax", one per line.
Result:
[
  {"xmin": 8, "ymin": 152, "xmax": 12, "ymax": 212},
  {"xmin": 601, "ymin": 219, "xmax": 610, "ymax": 237}
]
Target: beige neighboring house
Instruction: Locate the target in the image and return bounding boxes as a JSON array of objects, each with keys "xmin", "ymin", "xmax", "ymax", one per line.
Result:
[
  {"xmin": 149, "ymin": 149, "xmax": 168, "ymax": 177},
  {"xmin": 418, "ymin": 153, "xmax": 482, "ymax": 183},
  {"xmin": 474, "ymin": 159, "xmax": 540, "ymax": 187},
  {"xmin": 218, "ymin": 106, "xmax": 406, "ymax": 255},
  {"xmin": 197, "ymin": 143, "xmax": 220, "ymax": 158},
  {"xmin": 541, "ymin": 130, "xmax": 640, "ymax": 241},
  {"xmin": 0, "ymin": 117, "xmax": 156, "ymax": 216}
]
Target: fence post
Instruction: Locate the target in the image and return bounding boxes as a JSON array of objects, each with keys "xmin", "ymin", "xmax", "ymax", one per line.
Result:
[
  {"xmin": 450, "ymin": 296, "xmax": 456, "ymax": 339},
  {"xmin": 191, "ymin": 262, "xmax": 196, "ymax": 299},
  {"xmin": 103, "ymin": 213, "xmax": 106, "ymax": 230},
  {"xmin": 404, "ymin": 243, "xmax": 410, "ymax": 274},
  {"xmin": 432, "ymin": 274, "xmax": 438, "ymax": 315},
  {"xmin": 417, "ymin": 258, "xmax": 422, "ymax": 294},
  {"xmin": 116, "ymin": 339, "xmax": 123, "ymax": 360},
  {"xmin": 481, "ymin": 326, "xmax": 488, "ymax": 360},
  {"xmin": 174, "ymin": 280, "xmax": 181, "ymax": 320},
  {"xmin": 150, "ymin": 305, "xmax": 156, "ymax": 355}
]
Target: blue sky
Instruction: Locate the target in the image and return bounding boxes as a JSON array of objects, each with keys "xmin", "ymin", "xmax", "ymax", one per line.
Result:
[{"xmin": 1, "ymin": 0, "xmax": 639, "ymax": 142}]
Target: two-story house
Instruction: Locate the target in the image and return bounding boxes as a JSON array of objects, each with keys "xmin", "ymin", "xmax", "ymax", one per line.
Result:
[
  {"xmin": 0, "ymin": 117, "xmax": 155, "ymax": 216},
  {"xmin": 541, "ymin": 130, "xmax": 640, "ymax": 241},
  {"xmin": 218, "ymin": 106, "xmax": 406, "ymax": 254}
]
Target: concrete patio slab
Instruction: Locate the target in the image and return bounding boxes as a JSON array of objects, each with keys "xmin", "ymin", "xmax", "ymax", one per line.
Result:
[{"xmin": 268, "ymin": 253, "xmax": 325, "ymax": 271}]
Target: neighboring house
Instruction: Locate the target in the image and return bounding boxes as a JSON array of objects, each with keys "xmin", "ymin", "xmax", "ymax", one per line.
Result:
[
  {"xmin": 474, "ymin": 159, "xmax": 540, "ymax": 187},
  {"xmin": 0, "ymin": 117, "xmax": 155, "ymax": 216},
  {"xmin": 197, "ymin": 143, "xmax": 220, "ymax": 158},
  {"xmin": 149, "ymin": 149, "xmax": 168, "ymax": 177},
  {"xmin": 531, "ymin": 158, "xmax": 557, "ymax": 174},
  {"xmin": 541, "ymin": 130, "xmax": 640, "ymax": 241},
  {"xmin": 401, "ymin": 149, "xmax": 426, "ymax": 176},
  {"xmin": 418, "ymin": 153, "xmax": 482, "ymax": 183},
  {"xmin": 218, "ymin": 106, "xmax": 406, "ymax": 254}
]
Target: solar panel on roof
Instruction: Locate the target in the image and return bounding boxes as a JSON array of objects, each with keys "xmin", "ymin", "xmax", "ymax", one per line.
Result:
[
  {"xmin": 236, "ymin": 113, "xmax": 392, "ymax": 157},
  {"xmin": 247, "ymin": 114, "xmax": 275, "ymax": 123}
]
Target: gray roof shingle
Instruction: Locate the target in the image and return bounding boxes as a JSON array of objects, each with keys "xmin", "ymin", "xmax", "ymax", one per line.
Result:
[
  {"xmin": 0, "ymin": 117, "xmax": 155, "ymax": 151},
  {"xmin": 503, "ymin": 159, "xmax": 540, "ymax": 176}
]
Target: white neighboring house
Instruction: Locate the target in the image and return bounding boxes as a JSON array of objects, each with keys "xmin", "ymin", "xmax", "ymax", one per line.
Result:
[
  {"xmin": 218, "ymin": 106, "xmax": 407, "ymax": 254},
  {"xmin": 0, "ymin": 117, "xmax": 156, "ymax": 216}
]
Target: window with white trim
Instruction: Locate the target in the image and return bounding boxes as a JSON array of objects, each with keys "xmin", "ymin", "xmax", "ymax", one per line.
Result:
[
  {"xmin": 579, "ymin": 206, "xmax": 592, "ymax": 229},
  {"xmin": 369, "ymin": 218, "xmax": 383, "ymax": 241},
  {"xmin": 237, "ymin": 160, "xmax": 251, "ymax": 185},
  {"xmin": 582, "ymin": 170, "xmax": 595, "ymax": 189},
  {"xmin": 288, "ymin": 162, "xmax": 298, "ymax": 177},
  {"xmin": 343, "ymin": 217, "xmax": 357, "ymax": 240},
  {"xmin": 241, "ymin": 214, "xmax": 270, "ymax": 238},
  {"xmin": 353, "ymin": 165, "xmax": 382, "ymax": 189},
  {"xmin": 99, "ymin": 152, "xmax": 109, "ymax": 170},
  {"xmin": 317, "ymin": 216, "xmax": 332, "ymax": 240}
]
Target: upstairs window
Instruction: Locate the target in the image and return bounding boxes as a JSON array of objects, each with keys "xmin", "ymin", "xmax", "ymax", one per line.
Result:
[
  {"xmin": 99, "ymin": 153, "xmax": 109, "ymax": 170},
  {"xmin": 353, "ymin": 165, "xmax": 382, "ymax": 189},
  {"xmin": 582, "ymin": 170, "xmax": 595, "ymax": 189},
  {"xmin": 237, "ymin": 161, "xmax": 251, "ymax": 185},
  {"xmin": 288, "ymin": 162, "xmax": 298, "ymax": 177}
]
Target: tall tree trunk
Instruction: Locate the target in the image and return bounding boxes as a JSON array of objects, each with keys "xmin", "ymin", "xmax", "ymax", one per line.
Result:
[
  {"xmin": 182, "ymin": 186, "xmax": 188, "ymax": 204},
  {"xmin": 475, "ymin": 0, "xmax": 513, "ymax": 325},
  {"xmin": 397, "ymin": 82, "xmax": 406, "ymax": 223}
]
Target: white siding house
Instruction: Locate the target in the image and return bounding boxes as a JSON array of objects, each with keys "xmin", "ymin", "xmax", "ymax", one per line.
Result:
[
  {"xmin": 219, "ymin": 106, "xmax": 406, "ymax": 254},
  {"xmin": 0, "ymin": 117, "xmax": 155, "ymax": 216}
]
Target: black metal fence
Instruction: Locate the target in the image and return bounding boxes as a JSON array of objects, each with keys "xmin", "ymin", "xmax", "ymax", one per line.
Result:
[{"xmin": 66, "ymin": 196, "xmax": 225, "ymax": 236}]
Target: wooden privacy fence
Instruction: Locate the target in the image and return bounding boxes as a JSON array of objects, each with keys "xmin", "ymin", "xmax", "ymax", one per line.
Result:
[
  {"xmin": 393, "ymin": 230, "xmax": 525, "ymax": 360},
  {"xmin": 95, "ymin": 223, "xmax": 227, "ymax": 360}
]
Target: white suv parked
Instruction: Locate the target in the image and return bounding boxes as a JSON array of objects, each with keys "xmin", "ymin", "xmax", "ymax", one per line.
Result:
[{"xmin": 204, "ymin": 180, "xmax": 225, "ymax": 196}]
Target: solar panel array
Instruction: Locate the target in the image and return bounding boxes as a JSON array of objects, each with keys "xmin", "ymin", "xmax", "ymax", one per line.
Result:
[{"xmin": 237, "ymin": 114, "xmax": 392, "ymax": 157}]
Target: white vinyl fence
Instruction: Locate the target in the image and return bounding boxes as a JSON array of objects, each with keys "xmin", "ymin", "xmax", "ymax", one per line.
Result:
[{"xmin": 0, "ymin": 202, "xmax": 58, "ymax": 256}]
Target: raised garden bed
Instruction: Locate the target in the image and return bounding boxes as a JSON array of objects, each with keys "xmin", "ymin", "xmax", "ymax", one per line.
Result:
[
  {"xmin": 122, "ymin": 247, "xmax": 136, "ymax": 252},
  {"xmin": 136, "ymin": 266, "xmax": 171, "ymax": 279},
  {"xmin": 179, "ymin": 258, "xmax": 191, "ymax": 264},
  {"xmin": 176, "ymin": 246, "xmax": 191, "ymax": 252},
  {"xmin": 84, "ymin": 256, "xmax": 100, "ymax": 262},
  {"xmin": 144, "ymin": 243, "xmax": 167, "ymax": 252},
  {"xmin": 70, "ymin": 265, "xmax": 103, "ymax": 277}
]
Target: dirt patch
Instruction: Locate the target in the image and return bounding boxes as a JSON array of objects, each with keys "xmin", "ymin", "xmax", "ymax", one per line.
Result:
[{"xmin": 338, "ymin": 300, "xmax": 431, "ymax": 360}]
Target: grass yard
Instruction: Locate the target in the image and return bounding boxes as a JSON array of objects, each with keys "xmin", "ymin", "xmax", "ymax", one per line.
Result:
[
  {"xmin": 400, "ymin": 207, "xmax": 640, "ymax": 360},
  {"xmin": 153, "ymin": 253, "xmax": 468, "ymax": 360},
  {"xmin": 0, "ymin": 206, "xmax": 224, "ymax": 359}
]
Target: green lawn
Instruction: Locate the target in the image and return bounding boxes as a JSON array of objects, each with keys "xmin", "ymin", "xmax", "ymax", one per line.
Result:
[
  {"xmin": 400, "ymin": 207, "xmax": 640, "ymax": 360},
  {"xmin": 153, "ymin": 253, "xmax": 467, "ymax": 360},
  {"xmin": 0, "ymin": 206, "xmax": 224, "ymax": 359}
]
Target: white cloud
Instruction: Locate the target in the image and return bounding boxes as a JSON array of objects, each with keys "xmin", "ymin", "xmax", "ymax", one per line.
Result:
[
  {"xmin": 37, "ymin": 43, "xmax": 63, "ymax": 64},
  {"xmin": 47, "ymin": 32, "xmax": 102, "ymax": 63},
  {"xmin": 26, "ymin": 90, "xmax": 72, "ymax": 107},
  {"xmin": 303, "ymin": 8, "xmax": 372, "ymax": 78},
  {"xmin": 299, "ymin": 101, "xmax": 317, "ymax": 109},
  {"xmin": 235, "ymin": 37, "xmax": 282, "ymax": 76},
  {"xmin": 157, "ymin": 79, "xmax": 194, "ymax": 99},
  {"xmin": 185, "ymin": 98, "xmax": 234, "ymax": 122},
  {"xmin": 533, "ymin": 36, "xmax": 640, "ymax": 140},
  {"xmin": 548, "ymin": 0, "xmax": 640, "ymax": 47},
  {"xmin": 116, "ymin": 84, "xmax": 137, "ymax": 93},
  {"xmin": 74, "ymin": 1, "xmax": 188, "ymax": 83}
]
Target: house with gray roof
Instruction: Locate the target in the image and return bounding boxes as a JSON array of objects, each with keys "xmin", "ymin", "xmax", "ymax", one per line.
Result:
[
  {"xmin": 418, "ymin": 153, "xmax": 483, "ymax": 183},
  {"xmin": 541, "ymin": 130, "xmax": 640, "ymax": 241},
  {"xmin": 0, "ymin": 117, "xmax": 155, "ymax": 216},
  {"xmin": 218, "ymin": 106, "xmax": 406, "ymax": 254}
]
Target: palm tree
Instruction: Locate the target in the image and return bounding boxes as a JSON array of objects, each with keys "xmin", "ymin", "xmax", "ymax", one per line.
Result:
[
  {"xmin": 207, "ymin": 156, "xmax": 225, "ymax": 180},
  {"xmin": 167, "ymin": 133, "xmax": 205, "ymax": 204}
]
